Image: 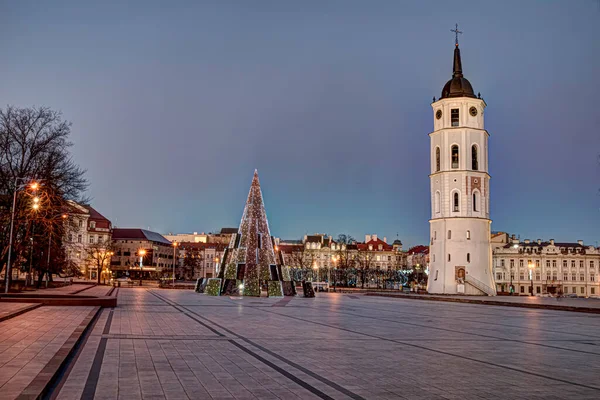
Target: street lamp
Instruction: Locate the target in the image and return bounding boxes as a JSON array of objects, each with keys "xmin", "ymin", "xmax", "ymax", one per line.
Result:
[
  {"xmin": 312, "ymin": 261, "xmax": 318, "ymax": 282},
  {"xmin": 5, "ymin": 179, "xmax": 40, "ymax": 293},
  {"xmin": 528, "ymin": 262, "xmax": 535, "ymax": 296},
  {"xmin": 172, "ymin": 242, "xmax": 178, "ymax": 288},
  {"xmin": 138, "ymin": 249, "xmax": 146, "ymax": 286}
]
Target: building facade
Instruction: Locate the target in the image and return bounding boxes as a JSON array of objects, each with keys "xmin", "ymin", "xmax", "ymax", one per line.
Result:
[
  {"xmin": 493, "ymin": 236, "xmax": 600, "ymax": 297},
  {"xmin": 64, "ymin": 201, "xmax": 112, "ymax": 279},
  {"xmin": 110, "ymin": 229, "xmax": 173, "ymax": 280},
  {"xmin": 176, "ymin": 242, "xmax": 226, "ymax": 280},
  {"xmin": 427, "ymin": 39, "xmax": 495, "ymax": 295}
]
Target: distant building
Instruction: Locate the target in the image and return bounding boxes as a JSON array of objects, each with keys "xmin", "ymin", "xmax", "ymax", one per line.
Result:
[
  {"xmin": 64, "ymin": 201, "xmax": 112, "ymax": 279},
  {"xmin": 110, "ymin": 229, "xmax": 173, "ymax": 280},
  {"xmin": 164, "ymin": 227, "xmax": 237, "ymax": 245},
  {"xmin": 493, "ymin": 235, "xmax": 600, "ymax": 297},
  {"xmin": 177, "ymin": 242, "xmax": 226, "ymax": 280}
]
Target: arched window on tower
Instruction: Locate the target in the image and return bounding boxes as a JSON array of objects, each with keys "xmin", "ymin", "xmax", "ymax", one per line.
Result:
[
  {"xmin": 467, "ymin": 253, "xmax": 471, "ymax": 263},
  {"xmin": 435, "ymin": 191, "xmax": 440, "ymax": 214},
  {"xmin": 473, "ymin": 190, "xmax": 479, "ymax": 212},
  {"xmin": 451, "ymin": 145, "xmax": 459, "ymax": 169},
  {"xmin": 472, "ymin": 145, "xmax": 479, "ymax": 171},
  {"xmin": 435, "ymin": 147, "xmax": 441, "ymax": 172},
  {"xmin": 453, "ymin": 192, "xmax": 459, "ymax": 212}
]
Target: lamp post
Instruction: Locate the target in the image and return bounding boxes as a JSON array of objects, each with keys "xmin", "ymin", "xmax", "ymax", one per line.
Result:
[
  {"xmin": 528, "ymin": 262, "xmax": 535, "ymax": 296},
  {"xmin": 139, "ymin": 249, "xmax": 146, "ymax": 286},
  {"xmin": 5, "ymin": 179, "xmax": 39, "ymax": 293},
  {"xmin": 312, "ymin": 262, "xmax": 318, "ymax": 282},
  {"xmin": 172, "ymin": 242, "xmax": 178, "ymax": 288}
]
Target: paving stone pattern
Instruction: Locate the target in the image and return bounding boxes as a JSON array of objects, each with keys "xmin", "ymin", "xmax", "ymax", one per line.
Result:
[
  {"xmin": 0, "ymin": 306, "xmax": 94, "ymax": 399},
  {"xmin": 43, "ymin": 290, "xmax": 600, "ymax": 398}
]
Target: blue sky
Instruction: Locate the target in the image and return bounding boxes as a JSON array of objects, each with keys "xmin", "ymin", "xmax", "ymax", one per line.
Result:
[{"xmin": 1, "ymin": 1, "xmax": 599, "ymax": 247}]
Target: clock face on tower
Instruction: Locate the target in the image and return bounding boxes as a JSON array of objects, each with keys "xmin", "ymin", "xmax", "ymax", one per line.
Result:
[
  {"xmin": 469, "ymin": 106, "xmax": 478, "ymax": 117},
  {"xmin": 436, "ymin": 110, "xmax": 442, "ymax": 120}
]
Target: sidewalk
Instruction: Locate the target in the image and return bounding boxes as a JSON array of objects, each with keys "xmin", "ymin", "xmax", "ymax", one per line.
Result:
[{"xmin": 364, "ymin": 292, "xmax": 600, "ymax": 313}]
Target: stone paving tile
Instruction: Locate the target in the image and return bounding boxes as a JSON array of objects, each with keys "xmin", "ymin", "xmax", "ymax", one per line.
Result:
[
  {"xmin": 51, "ymin": 289, "xmax": 600, "ymax": 399},
  {"xmin": 0, "ymin": 305, "xmax": 93, "ymax": 399}
]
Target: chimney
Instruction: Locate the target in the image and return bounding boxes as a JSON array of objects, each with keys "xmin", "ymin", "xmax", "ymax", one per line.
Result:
[
  {"xmin": 550, "ymin": 239, "xmax": 555, "ymax": 245},
  {"xmin": 578, "ymin": 240, "xmax": 584, "ymax": 246},
  {"xmin": 193, "ymin": 232, "xmax": 198, "ymax": 235},
  {"xmin": 383, "ymin": 236, "xmax": 387, "ymax": 244},
  {"xmin": 365, "ymin": 234, "xmax": 371, "ymax": 243},
  {"xmin": 537, "ymin": 239, "xmax": 541, "ymax": 245},
  {"xmin": 329, "ymin": 235, "xmax": 332, "ymax": 241},
  {"xmin": 512, "ymin": 234, "xmax": 516, "ymax": 239},
  {"xmin": 372, "ymin": 234, "xmax": 378, "ymax": 242},
  {"xmin": 524, "ymin": 239, "xmax": 530, "ymax": 244}
]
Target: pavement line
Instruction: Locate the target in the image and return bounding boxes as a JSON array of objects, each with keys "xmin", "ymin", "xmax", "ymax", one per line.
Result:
[
  {"xmin": 16, "ymin": 306, "xmax": 101, "ymax": 400},
  {"xmin": 149, "ymin": 291, "xmax": 353, "ymax": 400},
  {"xmin": 179, "ymin": 305, "xmax": 367, "ymax": 400},
  {"xmin": 259, "ymin": 307, "xmax": 600, "ymax": 392},
  {"xmin": 0, "ymin": 303, "xmax": 42, "ymax": 323},
  {"xmin": 228, "ymin": 340, "xmax": 335, "ymax": 400},
  {"xmin": 80, "ymin": 308, "xmax": 113, "ymax": 400},
  {"xmin": 299, "ymin": 301, "xmax": 600, "ymax": 356}
]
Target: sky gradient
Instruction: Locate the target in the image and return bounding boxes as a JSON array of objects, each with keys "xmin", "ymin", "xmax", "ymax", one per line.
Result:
[{"xmin": 1, "ymin": 1, "xmax": 599, "ymax": 247}]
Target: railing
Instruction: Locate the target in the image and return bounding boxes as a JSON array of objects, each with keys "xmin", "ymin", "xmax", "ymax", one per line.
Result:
[{"xmin": 465, "ymin": 274, "xmax": 496, "ymax": 296}]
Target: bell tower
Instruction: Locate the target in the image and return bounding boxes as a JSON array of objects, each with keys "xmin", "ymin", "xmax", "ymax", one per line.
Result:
[{"xmin": 427, "ymin": 28, "xmax": 496, "ymax": 295}]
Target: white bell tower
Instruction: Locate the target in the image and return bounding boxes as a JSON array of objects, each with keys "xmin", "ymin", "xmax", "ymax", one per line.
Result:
[{"xmin": 427, "ymin": 32, "xmax": 496, "ymax": 296}]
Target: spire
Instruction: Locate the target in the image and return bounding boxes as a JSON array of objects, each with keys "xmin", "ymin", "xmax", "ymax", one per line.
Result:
[{"xmin": 453, "ymin": 45, "xmax": 463, "ymax": 78}]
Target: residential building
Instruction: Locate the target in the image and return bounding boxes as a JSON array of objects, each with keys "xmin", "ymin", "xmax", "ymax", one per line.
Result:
[
  {"xmin": 64, "ymin": 200, "xmax": 112, "ymax": 279},
  {"xmin": 164, "ymin": 227, "xmax": 237, "ymax": 245},
  {"xmin": 110, "ymin": 229, "xmax": 173, "ymax": 280},
  {"xmin": 177, "ymin": 242, "xmax": 226, "ymax": 280},
  {"xmin": 493, "ymin": 236, "xmax": 600, "ymax": 297}
]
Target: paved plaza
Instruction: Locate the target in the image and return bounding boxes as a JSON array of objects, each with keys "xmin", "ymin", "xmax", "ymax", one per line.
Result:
[{"xmin": 1, "ymin": 289, "xmax": 600, "ymax": 399}]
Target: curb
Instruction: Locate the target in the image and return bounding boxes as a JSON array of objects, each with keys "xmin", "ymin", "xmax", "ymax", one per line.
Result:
[
  {"xmin": 16, "ymin": 306, "xmax": 102, "ymax": 400},
  {"xmin": 364, "ymin": 293, "xmax": 600, "ymax": 314},
  {"xmin": 0, "ymin": 303, "xmax": 42, "ymax": 323}
]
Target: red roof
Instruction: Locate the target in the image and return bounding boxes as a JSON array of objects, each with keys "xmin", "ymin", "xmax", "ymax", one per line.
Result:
[{"xmin": 357, "ymin": 238, "xmax": 393, "ymax": 251}]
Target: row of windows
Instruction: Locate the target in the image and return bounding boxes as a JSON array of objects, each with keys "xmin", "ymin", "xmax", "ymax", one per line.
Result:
[
  {"xmin": 431, "ymin": 230, "xmax": 471, "ymax": 244},
  {"xmin": 67, "ymin": 234, "xmax": 106, "ymax": 244},
  {"xmin": 508, "ymin": 286, "xmax": 597, "ymax": 295},
  {"xmin": 500, "ymin": 259, "xmax": 596, "ymax": 269},
  {"xmin": 435, "ymin": 145, "xmax": 479, "ymax": 172}
]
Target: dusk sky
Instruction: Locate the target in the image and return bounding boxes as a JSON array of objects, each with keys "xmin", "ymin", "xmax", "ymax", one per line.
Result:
[{"xmin": 1, "ymin": 1, "xmax": 598, "ymax": 247}]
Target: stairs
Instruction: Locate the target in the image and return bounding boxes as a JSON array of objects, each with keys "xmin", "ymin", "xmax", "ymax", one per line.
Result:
[{"xmin": 465, "ymin": 274, "xmax": 496, "ymax": 296}]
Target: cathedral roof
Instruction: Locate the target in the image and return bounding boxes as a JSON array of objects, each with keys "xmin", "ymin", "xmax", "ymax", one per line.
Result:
[{"xmin": 441, "ymin": 44, "xmax": 476, "ymax": 99}]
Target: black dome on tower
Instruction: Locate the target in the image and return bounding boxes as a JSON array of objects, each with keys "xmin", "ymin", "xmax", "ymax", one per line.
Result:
[{"xmin": 441, "ymin": 44, "xmax": 476, "ymax": 99}]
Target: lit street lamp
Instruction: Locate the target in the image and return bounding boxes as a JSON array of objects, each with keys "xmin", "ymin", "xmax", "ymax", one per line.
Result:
[
  {"xmin": 138, "ymin": 249, "xmax": 146, "ymax": 286},
  {"xmin": 172, "ymin": 242, "xmax": 178, "ymax": 288},
  {"xmin": 528, "ymin": 262, "xmax": 535, "ymax": 296},
  {"xmin": 5, "ymin": 179, "xmax": 40, "ymax": 293}
]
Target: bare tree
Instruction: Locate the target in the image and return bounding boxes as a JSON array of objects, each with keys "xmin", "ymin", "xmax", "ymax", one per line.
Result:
[
  {"xmin": 1, "ymin": 106, "xmax": 87, "ymax": 288},
  {"xmin": 356, "ymin": 246, "xmax": 374, "ymax": 288},
  {"xmin": 283, "ymin": 244, "xmax": 317, "ymax": 281},
  {"xmin": 86, "ymin": 240, "xmax": 116, "ymax": 284},
  {"xmin": 182, "ymin": 248, "xmax": 203, "ymax": 280},
  {"xmin": 333, "ymin": 234, "xmax": 356, "ymax": 287}
]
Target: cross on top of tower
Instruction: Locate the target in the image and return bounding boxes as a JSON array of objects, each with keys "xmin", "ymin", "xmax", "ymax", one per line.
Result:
[{"xmin": 451, "ymin": 23, "xmax": 462, "ymax": 46}]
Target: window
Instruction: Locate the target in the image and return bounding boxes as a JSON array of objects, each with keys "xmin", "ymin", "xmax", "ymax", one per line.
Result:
[
  {"xmin": 536, "ymin": 260, "xmax": 540, "ymax": 268},
  {"xmin": 434, "ymin": 231, "xmax": 437, "ymax": 240},
  {"xmin": 78, "ymin": 220, "xmax": 83, "ymax": 228},
  {"xmin": 472, "ymin": 191, "xmax": 478, "ymax": 212},
  {"xmin": 451, "ymin": 145, "xmax": 459, "ymax": 168},
  {"xmin": 580, "ymin": 274, "xmax": 585, "ymax": 281},
  {"xmin": 90, "ymin": 221, "xmax": 96, "ymax": 229},
  {"xmin": 546, "ymin": 260, "xmax": 550, "ymax": 268},
  {"xmin": 591, "ymin": 274, "xmax": 595, "ymax": 282},
  {"xmin": 432, "ymin": 254, "xmax": 435, "ymax": 262},
  {"xmin": 519, "ymin": 260, "xmax": 524, "ymax": 268},
  {"xmin": 77, "ymin": 234, "xmax": 82, "ymax": 243},
  {"xmin": 448, "ymin": 254, "xmax": 451, "ymax": 262},
  {"xmin": 536, "ymin": 286, "xmax": 541, "ymax": 294},
  {"xmin": 98, "ymin": 236, "xmax": 103, "ymax": 243},
  {"xmin": 591, "ymin": 261, "xmax": 595, "ymax": 269},
  {"xmin": 435, "ymin": 147, "xmax": 441, "ymax": 172},
  {"xmin": 435, "ymin": 270, "xmax": 439, "ymax": 281},
  {"xmin": 89, "ymin": 236, "xmax": 94, "ymax": 244},
  {"xmin": 564, "ymin": 287, "xmax": 569, "ymax": 294},
  {"xmin": 501, "ymin": 259, "xmax": 505, "ymax": 267},
  {"xmin": 552, "ymin": 260, "xmax": 557, "ymax": 268},
  {"xmin": 448, "ymin": 230, "xmax": 452, "ymax": 239},
  {"xmin": 563, "ymin": 260, "xmax": 567, "ymax": 268},
  {"xmin": 453, "ymin": 192, "xmax": 459, "ymax": 212},
  {"xmin": 466, "ymin": 230, "xmax": 470, "ymax": 240},
  {"xmin": 581, "ymin": 287, "xmax": 585, "ymax": 294},
  {"xmin": 510, "ymin": 259, "xmax": 514, "ymax": 268},
  {"xmin": 471, "ymin": 145, "xmax": 478, "ymax": 170},
  {"xmin": 451, "ymin": 108, "xmax": 459, "ymax": 126},
  {"xmin": 571, "ymin": 260, "xmax": 575, "ymax": 268},
  {"xmin": 467, "ymin": 253, "xmax": 470, "ymax": 263},
  {"xmin": 579, "ymin": 260, "xmax": 584, "ymax": 268},
  {"xmin": 496, "ymin": 273, "xmax": 502, "ymax": 280},
  {"xmin": 68, "ymin": 234, "xmax": 73, "ymax": 242},
  {"xmin": 435, "ymin": 191, "xmax": 440, "ymax": 213},
  {"xmin": 563, "ymin": 273, "xmax": 568, "ymax": 281},
  {"xmin": 520, "ymin": 286, "xmax": 525, "ymax": 293}
]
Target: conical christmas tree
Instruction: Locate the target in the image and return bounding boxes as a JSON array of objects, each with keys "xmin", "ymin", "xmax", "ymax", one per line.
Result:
[{"xmin": 220, "ymin": 170, "xmax": 289, "ymax": 296}]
